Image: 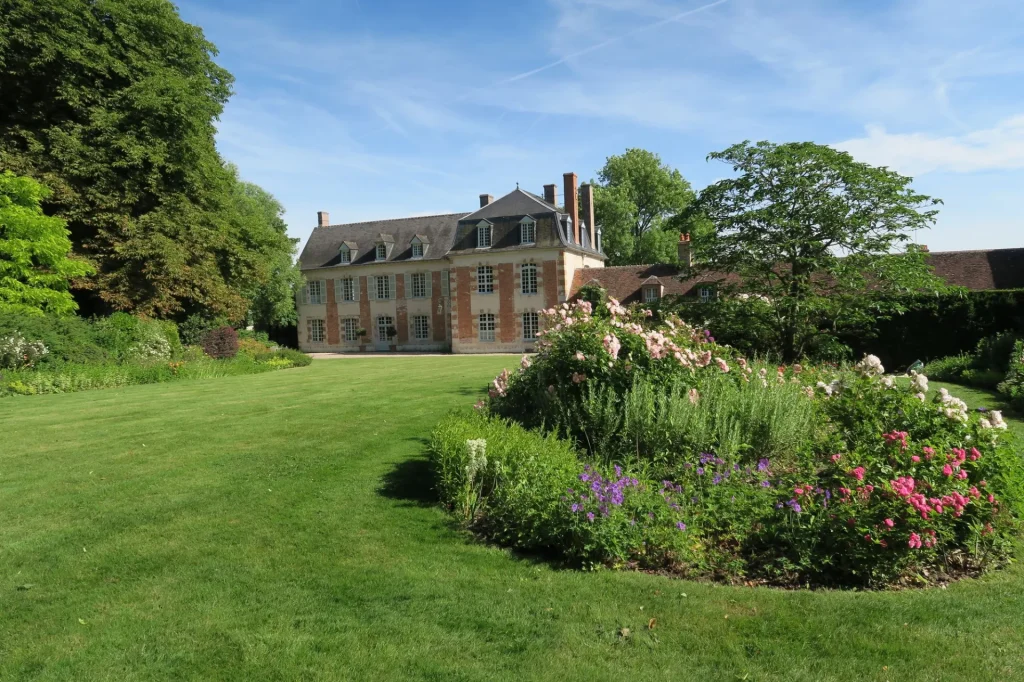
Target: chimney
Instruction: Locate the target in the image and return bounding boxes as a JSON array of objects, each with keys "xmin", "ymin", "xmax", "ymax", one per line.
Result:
[
  {"xmin": 479, "ymin": 194, "xmax": 493, "ymax": 208},
  {"xmin": 919, "ymin": 244, "xmax": 929, "ymax": 252},
  {"xmin": 580, "ymin": 183, "xmax": 596, "ymax": 250},
  {"xmin": 563, "ymin": 172, "xmax": 579, "ymax": 244},
  {"xmin": 543, "ymin": 184, "xmax": 558, "ymax": 207},
  {"xmin": 677, "ymin": 233, "xmax": 692, "ymax": 267},
  {"xmin": 317, "ymin": 211, "xmax": 330, "ymax": 228}
]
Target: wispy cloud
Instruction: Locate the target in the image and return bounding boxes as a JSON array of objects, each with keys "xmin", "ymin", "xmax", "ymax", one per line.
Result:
[
  {"xmin": 836, "ymin": 116, "xmax": 1024, "ymax": 175},
  {"xmin": 495, "ymin": 0, "xmax": 729, "ymax": 85}
]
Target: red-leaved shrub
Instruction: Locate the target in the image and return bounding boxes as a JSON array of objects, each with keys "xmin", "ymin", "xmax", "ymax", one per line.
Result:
[{"xmin": 201, "ymin": 326, "xmax": 238, "ymax": 359}]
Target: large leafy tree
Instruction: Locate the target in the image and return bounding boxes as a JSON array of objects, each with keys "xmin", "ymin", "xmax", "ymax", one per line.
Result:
[
  {"xmin": 229, "ymin": 176, "xmax": 302, "ymax": 330},
  {"xmin": 593, "ymin": 149, "xmax": 701, "ymax": 265},
  {"xmin": 0, "ymin": 172, "xmax": 93, "ymax": 315},
  {"xmin": 688, "ymin": 141, "xmax": 945, "ymax": 362},
  {"xmin": 0, "ymin": 0, "xmax": 292, "ymax": 321}
]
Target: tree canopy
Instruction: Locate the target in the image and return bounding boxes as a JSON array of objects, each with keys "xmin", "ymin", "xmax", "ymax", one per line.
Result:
[
  {"xmin": 593, "ymin": 149, "xmax": 701, "ymax": 265},
  {"xmin": 688, "ymin": 140, "xmax": 946, "ymax": 362},
  {"xmin": 0, "ymin": 0, "xmax": 295, "ymax": 322},
  {"xmin": 0, "ymin": 172, "xmax": 93, "ymax": 316}
]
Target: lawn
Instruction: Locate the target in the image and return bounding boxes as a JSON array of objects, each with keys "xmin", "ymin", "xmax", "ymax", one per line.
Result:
[{"xmin": 2, "ymin": 359, "xmax": 1023, "ymax": 681}]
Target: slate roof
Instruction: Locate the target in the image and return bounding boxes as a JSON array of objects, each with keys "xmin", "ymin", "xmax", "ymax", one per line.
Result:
[
  {"xmin": 299, "ymin": 186, "xmax": 604, "ymax": 270},
  {"xmin": 461, "ymin": 188, "xmax": 561, "ymax": 221},
  {"xmin": 299, "ymin": 213, "xmax": 468, "ymax": 269},
  {"xmin": 570, "ymin": 248, "xmax": 1024, "ymax": 303}
]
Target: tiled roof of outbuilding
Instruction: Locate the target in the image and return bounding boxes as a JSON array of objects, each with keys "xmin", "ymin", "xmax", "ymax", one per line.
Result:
[{"xmin": 570, "ymin": 248, "xmax": 1024, "ymax": 303}]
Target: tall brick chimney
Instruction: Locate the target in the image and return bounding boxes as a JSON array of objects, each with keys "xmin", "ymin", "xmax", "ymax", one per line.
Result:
[
  {"xmin": 543, "ymin": 184, "xmax": 558, "ymax": 208},
  {"xmin": 563, "ymin": 172, "xmax": 579, "ymax": 244},
  {"xmin": 317, "ymin": 211, "xmax": 330, "ymax": 228},
  {"xmin": 678, "ymin": 233, "xmax": 692, "ymax": 267},
  {"xmin": 580, "ymin": 183, "xmax": 596, "ymax": 249},
  {"xmin": 479, "ymin": 194, "xmax": 493, "ymax": 208}
]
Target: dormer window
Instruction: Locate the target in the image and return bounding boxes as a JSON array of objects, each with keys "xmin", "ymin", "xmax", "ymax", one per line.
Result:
[
  {"xmin": 376, "ymin": 243, "xmax": 387, "ymax": 261},
  {"xmin": 643, "ymin": 286, "xmax": 661, "ymax": 303},
  {"xmin": 477, "ymin": 221, "xmax": 492, "ymax": 249},
  {"xmin": 699, "ymin": 286, "xmax": 716, "ymax": 303},
  {"xmin": 339, "ymin": 245, "xmax": 351, "ymax": 264},
  {"xmin": 411, "ymin": 239, "xmax": 424, "ymax": 259},
  {"xmin": 565, "ymin": 216, "xmax": 574, "ymax": 243},
  {"xmin": 520, "ymin": 217, "xmax": 536, "ymax": 245}
]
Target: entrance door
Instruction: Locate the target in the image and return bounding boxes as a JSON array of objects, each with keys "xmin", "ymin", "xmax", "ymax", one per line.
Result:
[{"xmin": 375, "ymin": 315, "xmax": 394, "ymax": 351}]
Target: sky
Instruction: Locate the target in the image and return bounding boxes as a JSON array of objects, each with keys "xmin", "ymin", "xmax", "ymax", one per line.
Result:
[{"xmin": 177, "ymin": 0, "xmax": 1024, "ymax": 253}]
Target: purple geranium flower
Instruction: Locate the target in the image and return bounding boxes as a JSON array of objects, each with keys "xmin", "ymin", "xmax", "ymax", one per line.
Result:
[
  {"xmin": 586, "ymin": 512, "xmax": 595, "ymax": 522},
  {"xmin": 676, "ymin": 522, "xmax": 687, "ymax": 531},
  {"xmin": 757, "ymin": 458, "xmax": 770, "ymax": 472}
]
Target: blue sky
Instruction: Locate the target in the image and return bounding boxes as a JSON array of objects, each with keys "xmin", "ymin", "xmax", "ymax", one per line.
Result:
[{"xmin": 178, "ymin": 0, "xmax": 1024, "ymax": 253}]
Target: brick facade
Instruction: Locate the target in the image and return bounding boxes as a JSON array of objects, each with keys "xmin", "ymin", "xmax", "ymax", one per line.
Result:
[
  {"xmin": 325, "ymin": 278, "xmax": 340, "ymax": 345},
  {"xmin": 395, "ymin": 274, "xmax": 408, "ymax": 343},
  {"xmin": 497, "ymin": 263, "xmax": 516, "ymax": 343}
]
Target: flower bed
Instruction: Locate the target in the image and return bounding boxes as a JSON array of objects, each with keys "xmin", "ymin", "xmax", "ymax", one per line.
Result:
[{"xmin": 430, "ymin": 299, "xmax": 1024, "ymax": 588}]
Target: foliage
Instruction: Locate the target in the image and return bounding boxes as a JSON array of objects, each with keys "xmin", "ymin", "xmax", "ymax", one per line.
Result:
[
  {"xmin": 460, "ymin": 301, "xmax": 1024, "ymax": 587},
  {"xmin": 178, "ymin": 313, "xmax": 231, "ymax": 346},
  {"xmin": 998, "ymin": 340, "xmax": 1024, "ymax": 412},
  {"xmin": 687, "ymin": 140, "xmax": 947, "ymax": 361},
  {"xmin": 93, "ymin": 312, "xmax": 182, "ymax": 363},
  {"xmin": 0, "ymin": 349, "xmax": 309, "ymax": 397},
  {"xmin": 923, "ymin": 333, "xmax": 1022, "ymax": 390},
  {"xmin": 201, "ymin": 326, "xmax": 239, "ymax": 359},
  {"xmin": 0, "ymin": 331, "xmax": 48, "ymax": 369},
  {"xmin": 234, "ymin": 180, "xmax": 302, "ymax": 330},
  {"xmin": 0, "ymin": 171, "xmax": 93, "ymax": 316},
  {"xmin": 0, "ymin": 311, "xmax": 108, "ymax": 364},
  {"xmin": 593, "ymin": 149, "xmax": 701, "ymax": 265},
  {"xmin": 0, "ymin": 1, "xmax": 294, "ymax": 321}
]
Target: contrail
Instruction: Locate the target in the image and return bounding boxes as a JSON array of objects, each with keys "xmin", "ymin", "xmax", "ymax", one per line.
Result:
[{"xmin": 496, "ymin": 0, "xmax": 729, "ymax": 85}]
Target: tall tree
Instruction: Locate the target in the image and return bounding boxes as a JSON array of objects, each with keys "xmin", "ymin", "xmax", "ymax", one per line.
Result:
[
  {"xmin": 593, "ymin": 149, "xmax": 698, "ymax": 265},
  {"xmin": 228, "ymin": 175, "xmax": 302, "ymax": 330},
  {"xmin": 688, "ymin": 141, "xmax": 945, "ymax": 361},
  {"xmin": 0, "ymin": 0, "xmax": 289, "ymax": 320},
  {"xmin": 0, "ymin": 172, "xmax": 93, "ymax": 315}
]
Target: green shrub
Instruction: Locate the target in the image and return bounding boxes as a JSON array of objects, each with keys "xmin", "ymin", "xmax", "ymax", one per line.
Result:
[
  {"xmin": 922, "ymin": 354, "xmax": 972, "ymax": 382},
  {"xmin": 998, "ymin": 340, "xmax": 1024, "ymax": 412},
  {"xmin": 429, "ymin": 412, "xmax": 693, "ymax": 569},
  {"xmin": 178, "ymin": 313, "xmax": 230, "ymax": 346},
  {"xmin": 201, "ymin": 326, "xmax": 238, "ymax": 359},
  {"xmin": 268, "ymin": 347, "xmax": 311, "ymax": 367},
  {"xmin": 0, "ymin": 311, "xmax": 109, "ymax": 364}
]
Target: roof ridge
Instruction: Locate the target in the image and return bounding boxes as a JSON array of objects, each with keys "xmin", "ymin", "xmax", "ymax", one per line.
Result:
[
  {"xmin": 927, "ymin": 247, "xmax": 1024, "ymax": 255},
  {"xmin": 320, "ymin": 212, "xmax": 469, "ymax": 229}
]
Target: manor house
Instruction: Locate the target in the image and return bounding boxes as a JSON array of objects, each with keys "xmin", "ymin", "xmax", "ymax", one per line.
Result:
[{"xmin": 297, "ymin": 173, "xmax": 605, "ymax": 353}]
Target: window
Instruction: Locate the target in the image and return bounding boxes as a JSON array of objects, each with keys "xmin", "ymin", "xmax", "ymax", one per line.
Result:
[
  {"xmin": 413, "ymin": 315, "xmax": 430, "ymax": 340},
  {"xmin": 699, "ymin": 286, "xmax": 715, "ymax": 303},
  {"xmin": 477, "ymin": 221, "xmax": 492, "ymax": 248},
  {"xmin": 307, "ymin": 318, "xmax": 325, "ymax": 343},
  {"xmin": 376, "ymin": 275, "xmax": 392, "ymax": 300},
  {"xmin": 520, "ymin": 218, "xmax": 536, "ymax": 245},
  {"xmin": 343, "ymin": 318, "xmax": 359, "ymax": 342},
  {"xmin": 411, "ymin": 272, "xmax": 427, "ymax": 298},
  {"xmin": 643, "ymin": 286, "xmax": 660, "ymax": 303},
  {"xmin": 339, "ymin": 246, "xmax": 351, "ymax": 264},
  {"xmin": 376, "ymin": 243, "xmax": 387, "ymax": 261},
  {"xmin": 479, "ymin": 313, "xmax": 495, "ymax": 342},
  {"xmin": 522, "ymin": 312, "xmax": 539, "ymax": 340},
  {"xmin": 565, "ymin": 216, "xmax": 574, "ymax": 243},
  {"xmin": 340, "ymin": 277, "xmax": 355, "ymax": 302},
  {"xmin": 521, "ymin": 263, "xmax": 538, "ymax": 295},
  {"xmin": 477, "ymin": 266, "xmax": 494, "ymax": 294},
  {"xmin": 377, "ymin": 315, "xmax": 394, "ymax": 341},
  {"xmin": 307, "ymin": 280, "xmax": 324, "ymax": 305},
  {"xmin": 411, "ymin": 241, "xmax": 424, "ymax": 259}
]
